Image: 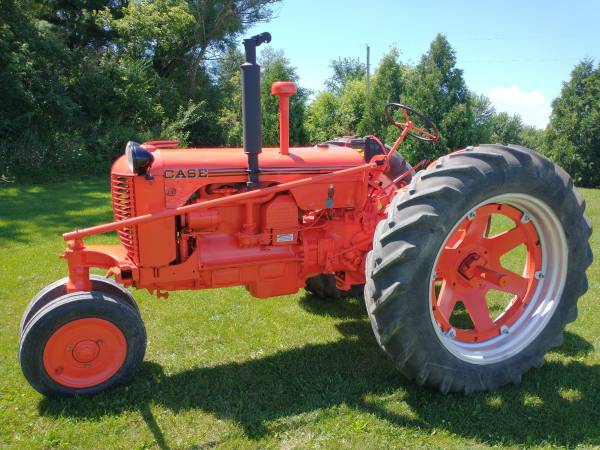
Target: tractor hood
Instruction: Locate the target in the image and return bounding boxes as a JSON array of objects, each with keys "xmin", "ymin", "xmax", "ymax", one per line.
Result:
[{"xmin": 112, "ymin": 145, "xmax": 367, "ymax": 178}]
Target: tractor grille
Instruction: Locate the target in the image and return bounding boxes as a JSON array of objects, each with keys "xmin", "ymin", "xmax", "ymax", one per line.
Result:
[{"xmin": 111, "ymin": 175, "xmax": 138, "ymax": 261}]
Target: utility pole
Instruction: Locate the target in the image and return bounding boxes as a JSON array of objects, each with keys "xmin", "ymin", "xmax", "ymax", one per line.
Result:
[{"xmin": 366, "ymin": 44, "xmax": 371, "ymax": 95}]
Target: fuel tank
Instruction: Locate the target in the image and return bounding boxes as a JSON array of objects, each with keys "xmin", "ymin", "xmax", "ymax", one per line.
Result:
[{"xmin": 147, "ymin": 145, "xmax": 366, "ymax": 177}]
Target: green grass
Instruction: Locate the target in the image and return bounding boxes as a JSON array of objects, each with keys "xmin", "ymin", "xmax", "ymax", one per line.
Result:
[{"xmin": 1, "ymin": 179, "xmax": 599, "ymax": 449}]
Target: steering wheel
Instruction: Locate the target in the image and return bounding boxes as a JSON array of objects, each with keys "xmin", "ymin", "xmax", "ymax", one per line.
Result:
[{"xmin": 384, "ymin": 103, "xmax": 440, "ymax": 143}]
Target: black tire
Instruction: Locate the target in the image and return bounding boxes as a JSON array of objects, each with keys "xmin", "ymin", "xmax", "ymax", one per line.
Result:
[
  {"xmin": 305, "ymin": 274, "xmax": 364, "ymax": 300},
  {"xmin": 365, "ymin": 144, "xmax": 592, "ymax": 394},
  {"xmin": 20, "ymin": 275, "xmax": 140, "ymax": 333},
  {"xmin": 19, "ymin": 291, "xmax": 146, "ymax": 396}
]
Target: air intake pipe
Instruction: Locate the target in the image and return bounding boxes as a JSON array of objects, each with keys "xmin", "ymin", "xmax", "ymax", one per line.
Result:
[{"xmin": 241, "ymin": 32, "xmax": 271, "ymax": 189}]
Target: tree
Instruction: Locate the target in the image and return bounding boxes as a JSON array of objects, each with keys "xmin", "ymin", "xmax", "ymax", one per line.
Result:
[
  {"xmin": 305, "ymin": 92, "xmax": 344, "ymax": 143},
  {"xmin": 543, "ymin": 60, "xmax": 600, "ymax": 187},
  {"xmin": 490, "ymin": 112, "xmax": 523, "ymax": 145},
  {"xmin": 402, "ymin": 34, "xmax": 474, "ymax": 161},
  {"xmin": 106, "ymin": 0, "xmax": 280, "ymax": 99},
  {"xmin": 38, "ymin": 0, "xmax": 127, "ymax": 50},
  {"xmin": 470, "ymin": 93, "xmax": 495, "ymax": 144},
  {"xmin": 338, "ymin": 78, "xmax": 367, "ymax": 135},
  {"xmin": 325, "ymin": 57, "xmax": 365, "ymax": 94},
  {"xmin": 259, "ymin": 49, "xmax": 308, "ymax": 147},
  {"xmin": 359, "ymin": 47, "xmax": 406, "ymax": 139},
  {"xmin": 215, "ymin": 48, "xmax": 245, "ymax": 146},
  {"xmin": 0, "ymin": 0, "xmax": 282, "ymax": 179},
  {"xmin": 520, "ymin": 125, "xmax": 545, "ymax": 151}
]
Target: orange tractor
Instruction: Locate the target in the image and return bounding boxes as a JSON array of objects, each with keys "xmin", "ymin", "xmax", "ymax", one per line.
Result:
[{"xmin": 19, "ymin": 33, "xmax": 592, "ymax": 396}]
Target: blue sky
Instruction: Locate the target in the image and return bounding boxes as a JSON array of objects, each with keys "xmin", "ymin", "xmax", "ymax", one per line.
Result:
[{"xmin": 247, "ymin": 0, "xmax": 600, "ymax": 128}]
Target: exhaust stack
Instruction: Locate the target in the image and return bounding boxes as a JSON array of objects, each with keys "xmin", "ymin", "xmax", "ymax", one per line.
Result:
[
  {"xmin": 271, "ymin": 81, "xmax": 297, "ymax": 156},
  {"xmin": 241, "ymin": 32, "xmax": 271, "ymax": 189}
]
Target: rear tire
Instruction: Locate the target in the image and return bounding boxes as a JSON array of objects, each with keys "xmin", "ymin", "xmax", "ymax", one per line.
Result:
[
  {"xmin": 20, "ymin": 291, "xmax": 146, "ymax": 396},
  {"xmin": 365, "ymin": 145, "xmax": 592, "ymax": 393}
]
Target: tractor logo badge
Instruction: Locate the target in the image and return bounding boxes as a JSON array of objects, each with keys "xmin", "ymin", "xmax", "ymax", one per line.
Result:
[{"xmin": 164, "ymin": 168, "xmax": 208, "ymax": 179}]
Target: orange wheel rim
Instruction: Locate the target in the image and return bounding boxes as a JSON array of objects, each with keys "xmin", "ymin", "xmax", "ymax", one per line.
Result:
[
  {"xmin": 431, "ymin": 203, "xmax": 542, "ymax": 343},
  {"xmin": 43, "ymin": 318, "xmax": 127, "ymax": 388}
]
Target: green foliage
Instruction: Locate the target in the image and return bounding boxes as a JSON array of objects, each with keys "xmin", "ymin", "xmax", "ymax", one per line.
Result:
[
  {"xmin": 470, "ymin": 93, "xmax": 495, "ymax": 144},
  {"xmin": 359, "ymin": 48, "xmax": 405, "ymax": 139},
  {"xmin": 260, "ymin": 49, "xmax": 308, "ymax": 146},
  {"xmin": 490, "ymin": 112, "xmax": 524, "ymax": 145},
  {"xmin": 325, "ymin": 57, "xmax": 365, "ymax": 94},
  {"xmin": 0, "ymin": 0, "xmax": 281, "ymax": 180},
  {"xmin": 338, "ymin": 78, "xmax": 367, "ymax": 136},
  {"xmin": 401, "ymin": 34, "xmax": 474, "ymax": 161},
  {"xmin": 305, "ymin": 92, "xmax": 343, "ymax": 144},
  {"xmin": 520, "ymin": 125, "xmax": 545, "ymax": 151},
  {"xmin": 37, "ymin": 0, "xmax": 126, "ymax": 49},
  {"xmin": 542, "ymin": 60, "xmax": 600, "ymax": 187}
]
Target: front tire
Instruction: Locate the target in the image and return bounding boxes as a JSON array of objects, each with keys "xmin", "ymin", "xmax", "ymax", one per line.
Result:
[
  {"xmin": 20, "ymin": 275, "xmax": 140, "ymax": 333},
  {"xmin": 365, "ymin": 145, "xmax": 592, "ymax": 393},
  {"xmin": 20, "ymin": 291, "xmax": 146, "ymax": 396}
]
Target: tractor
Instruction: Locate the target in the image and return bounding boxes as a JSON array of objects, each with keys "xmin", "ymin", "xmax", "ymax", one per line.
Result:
[{"xmin": 19, "ymin": 33, "xmax": 592, "ymax": 396}]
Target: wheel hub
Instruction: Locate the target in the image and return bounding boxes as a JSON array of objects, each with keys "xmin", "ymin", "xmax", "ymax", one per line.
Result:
[
  {"xmin": 72, "ymin": 339, "xmax": 101, "ymax": 363},
  {"xmin": 43, "ymin": 318, "xmax": 126, "ymax": 388}
]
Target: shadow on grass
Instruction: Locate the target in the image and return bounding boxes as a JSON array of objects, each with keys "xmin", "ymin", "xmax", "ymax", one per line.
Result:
[
  {"xmin": 298, "ymin": 291, "xmax": 366, "ymax": 319},
  {"xmin": 38, "ymin": 310, "xmax": 599, "ymax": 448},
  {"xmin": 0, "ymin": 179, "xmax": 112, "ymax": 244}
]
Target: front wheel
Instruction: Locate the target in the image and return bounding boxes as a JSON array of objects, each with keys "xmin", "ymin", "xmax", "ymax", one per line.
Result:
[
  {"xmin": 365, "ymin": 144, "xmax": 592, "ymax": 393},
  {"xmin": 20, "ymin": 291, "xmax": 146, "ymax": 396},
  {"xmin": 20, "ymin": 275, "xmax": 140, "ymax": 333}
]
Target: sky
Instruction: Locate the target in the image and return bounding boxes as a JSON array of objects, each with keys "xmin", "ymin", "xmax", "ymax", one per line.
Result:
[{"xmin": 247, "ymin": 0, "xmax": 600, "ymax": 128}]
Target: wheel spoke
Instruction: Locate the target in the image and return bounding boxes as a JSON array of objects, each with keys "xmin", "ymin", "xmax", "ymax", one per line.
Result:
[
  {"xmin": 409, "ymin": 124, "xmax": 438, "ymax": 140},
  {"xmin": 462, "ymin": 290, "xmax": 497, "ymax": 333},
  {"xmin": 486, "ymin": 226, "xmax": 527, "ymax": 256},
  {"xmin": 436, "ymin": 246, "xmax": 459, "ymax": 274},
  {"xmin": 466, "ymin": 210, "xmax": 492, "ymax": 240},
  {"xmin": 436, "ymin": 281, "xmax": 457, "ymax": 319},
  {"xmin": 402, "ymin": 108, "xmax": 410, "ymax": 123}
]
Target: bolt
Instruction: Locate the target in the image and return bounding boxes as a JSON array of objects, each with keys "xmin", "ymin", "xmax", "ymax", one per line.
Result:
[
  {"xmin": 467, "ymin": 210, "xmax": 476, "ymax": 221},
  {"xmin": 534, "ymin": 271, "xmax": 545, "ymax": 280},
  {"xmin": 445, "ymin": 328, "xmax": 456, "ymax": 339},
  {"xmin": 521, "ymin": 213, "xmax": 531, "ymax": 224},
  {"xmin": 66, "ymin": 344, "xmax": 74, "ymax": 350},
  {"xmin": 500, "ymin": 325, "xmax": 510, "ymax": 335}
]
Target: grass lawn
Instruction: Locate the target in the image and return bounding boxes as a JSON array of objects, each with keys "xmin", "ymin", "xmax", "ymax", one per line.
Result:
[{"xmin": 1, "ymin": 179, "xmax": 599, "ymax": 449}]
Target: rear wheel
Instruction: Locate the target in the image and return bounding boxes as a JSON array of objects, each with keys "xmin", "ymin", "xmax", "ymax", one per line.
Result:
[
  {"xmin": 365, "ymin": 145, "xmax": 592, "ymax": 393},
  {"xmin": 19, "ymin": 291, "xmax": 146, "ymax": 396}
]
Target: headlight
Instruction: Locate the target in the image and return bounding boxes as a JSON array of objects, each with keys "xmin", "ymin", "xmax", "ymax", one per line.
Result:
[{"xmin": 125, "ymin": 141, "xmax": 154, "ymax": 175}]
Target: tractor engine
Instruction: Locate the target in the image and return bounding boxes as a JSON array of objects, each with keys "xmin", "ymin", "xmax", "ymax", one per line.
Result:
[{"xmin": 110, "ymin": 140, "xmax": 399, "ymax": 297}]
